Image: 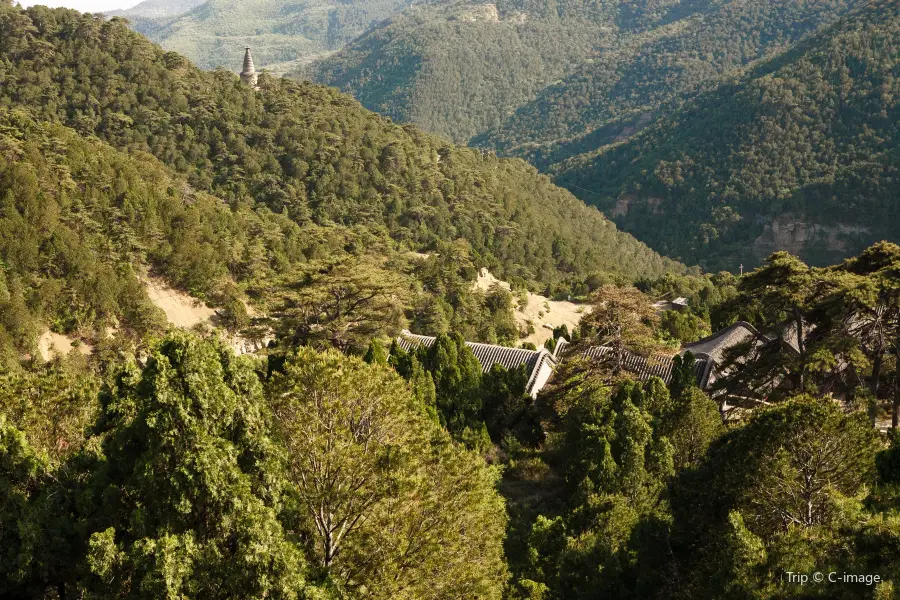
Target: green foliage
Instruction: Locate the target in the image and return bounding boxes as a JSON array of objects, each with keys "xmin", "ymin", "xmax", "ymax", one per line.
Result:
[
  {"xmin": 659, "ymin": 309, "xmax": 711, "ymax": 344},
  {"xmin": 267, "ymin": 346, "xmax": 508, "ymax": 599},
  {"xmin": 86, "ymin": 333, "xmax": 308, "ymax": 598},
  {"xmin": 362, "ymin": 337, "xmax": 388, "ymax": 364},
  {"xmin": 665, "ymin": 396, "xmax": 886, "ymax": 598},
  {"xmin": 506, "ymin": 367, "xmax": 685, "ymax": 599},
  {"xmin": 554, "ymin": 0, "xmax": 900, "ymax": 270},
  {"xmin": 579, "ymin": 284, "xmax": 662, "ymax": 377},
  {"xmin": 307, "ymin": 0, "xmax": 616, "ymax": 143},
  {"xmin": 0, "ymin": 332, "xmax": 511, "ymax": 598},
  {"xmin": 218, "ymin": 293, "xmax": 251, "ymax": 332},
  {"xmin": 663, "ymin": 386, "xmax": 723, "ymax": 470},
  {"xmin": 421, "ymin": 332, "xmax": 484, "ymax": 434},
  {"xmin": 0, "ymin": 416, "xmax": 48, "ymax": 597},
  {"xmin": 0, "ymin": 2, "xmax": 687, "ymax": 364},
  {"xmin": 716, "ymin": 245, "xmax": 900, "ymax": 418},
  {"xmin": 274, "ymin": 257, "xmax": 409, "ymax": 352},
  {"xmin": 0, "ymin": 2, "xmax": 683, "ymax": 295},
  {"xmin": 481, "ymin": 0, "xmax": 862, "ymax": 162},
  {"xmin": 482, "ymin": 363, "xmax": 541, "ymax": 445},
  {"xmin": 309, "ymin": 0, "xmax": 860, "ymax": 155},
  {"xmin": 0, "ymin": 363, "xmax": 99, "ymax": 463}
]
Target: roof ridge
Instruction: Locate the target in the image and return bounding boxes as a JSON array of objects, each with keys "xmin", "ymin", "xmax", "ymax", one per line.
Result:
[{"xmin": 682, "ymin": 320, "xmax": 764, "ymax": 349}]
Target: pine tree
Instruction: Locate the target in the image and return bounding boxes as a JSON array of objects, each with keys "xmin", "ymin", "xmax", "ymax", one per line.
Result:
[
  {"xmin": 363, "ymin": 338, "xmax": 388, "ymax": 364},
  {"xmin": 267, "ymin": 346, "xmax": 507, "ymax": 599},
  {"xmin": 84, "ymin": 333, "xmax": 308, "ymax": 599}
]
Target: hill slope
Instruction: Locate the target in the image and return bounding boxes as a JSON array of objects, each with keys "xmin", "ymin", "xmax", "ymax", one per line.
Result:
[
  {"xmin": 114, "ymin": 0, "xmax": 421, "ymax": 74},
  {"xmin": 308, "ymin": 0, "xmax": 861, "ymax": 147},
  {"xmin": 552, "ymin": 0, "xmax": 900, "ymax": 271},
  {"xmin": 0, "ymin": 3, "xmax": 686, "ymax": 361},
  {"xmin": 304, "ymin": 0, "xmax": 619, "ymax": 143}
]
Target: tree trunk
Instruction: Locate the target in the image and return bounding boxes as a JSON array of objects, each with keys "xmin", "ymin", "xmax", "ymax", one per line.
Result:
[
  {"xmin": 870, "ymin": 352, "xmax": 883, "ymax": 396},
  {"xmin": 893, "ymin": 344, "xmax": 900, "ymax": 430},
  {"xmin": 795, "ymin": 312, "xmax": 806, "ymax": 392}
]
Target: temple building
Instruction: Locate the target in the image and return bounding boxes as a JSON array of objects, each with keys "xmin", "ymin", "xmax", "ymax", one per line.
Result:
[
  {"xmin": 397, "ymin": 330, "xmax": 559, "ymax": 398},
  {"xmin": 240, "ymin": 47, "xmax": 258, "ymax": 88}
]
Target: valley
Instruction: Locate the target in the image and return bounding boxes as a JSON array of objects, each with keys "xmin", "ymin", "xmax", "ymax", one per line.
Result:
[
  {"xmin": 111, "ymin": 0, "xmax": 900, "ymax": 270},
  {"xmin": 3, "ymin": 2, "xmax": 900, "ymax": 599}
]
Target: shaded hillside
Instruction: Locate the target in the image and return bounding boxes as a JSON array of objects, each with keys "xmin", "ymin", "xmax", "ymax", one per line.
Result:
[
  {"xmin": 308, "ymin": 0, "xmax": 860, "ymax": 149},
  {"xmin": 552, "ymin": 0, "xmax": 900, "ymax": 271},
  {"xmin": 115, "ymin": 0, "xmax": 420, "ymax": 74},
  {"xmin": 304, "ymin": 0, "xmax": 620, "ymax": 143},
  {"xmin": 0, "ymin": 2, "xmax": 687, "ymax": 363},
  {"xmin": 478, "ymin": 0, "xmax": 862, "ymax": 164}
]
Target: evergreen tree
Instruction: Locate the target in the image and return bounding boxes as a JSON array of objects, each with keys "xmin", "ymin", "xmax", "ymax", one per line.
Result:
[
  {"xmin": 363, "ymin": 338, "xmax": 388, "ymax": 364},
  {"xmin": 579, "ymin": 285, "xmax": 661, "ymax": 377},
  {"xmin": 0, "ymin": 416, "xmax": 48, "ymax": 597},
  {"xmin": 83, "ymin": 333, "xmax": 308, "ymax": 599},
  {"xmin": 267, "ymin": 347, "xmax": 507, "ymax": 599},
  {"xmin": 422, "ymin": 332, "xmax": 484, "ymax": 433}
]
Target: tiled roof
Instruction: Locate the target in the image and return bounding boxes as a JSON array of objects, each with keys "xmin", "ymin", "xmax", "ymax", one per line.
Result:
[
  {"xmin": 397, "ymin": 331, "xmax": 542, "ymax": 372},
  {"xmin": 583, "ymin": 346, "xmax": 710, "ymax": 388},
  {"xmin": 680, "ymin": 321, "xmax": 763, "ymax": 363},
  {"xmin": 397, "ymin": 330, "xmax": 558, "ymax": 396}
]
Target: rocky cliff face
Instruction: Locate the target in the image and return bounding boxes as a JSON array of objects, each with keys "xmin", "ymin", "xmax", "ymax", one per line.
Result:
[{"xmin": 752, "ymin": 216, "xmax": 872, "ymax": 264}]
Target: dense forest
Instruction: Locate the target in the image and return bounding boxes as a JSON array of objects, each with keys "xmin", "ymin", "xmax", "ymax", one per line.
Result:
[
  {"xmin": 477, "ymin": 0, "xmax": 864, "ymax": 163},
  {"xmin": 553, "ymin": 0, "xmax": 900, "ymax": 271},
  {"xmin": 0, "ymin": 1, "xmax": 689, "ymax": 363},
  {"xmin": 3, "ymin": 3, "xmax": 900, "ymax": 599},
  {"xmin": 304, "ymin": 0, "xmax": 900, "ymax": 271},
  {"xmin": 110, "ymin": 0, "xmax": 900, "ymax": 270},
  {"xmin": 304, "ymin": 0, "xmax": 616, "ymax": 144},
  {"xmin": 5, "ymin": 238, "xmax": 900, "ymax": 598},
  {"xmin": 112, "ymin": 0, "xmax": 422, "ymax": 73},
  {"xmin": 307, "ymin": 0, "xmax": 861, "ymax": 148}
]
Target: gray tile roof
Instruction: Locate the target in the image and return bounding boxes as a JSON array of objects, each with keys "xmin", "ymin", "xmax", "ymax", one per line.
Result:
[
  {"xmin": 397, "ymin": 330, "xmax": 558, "ymax": 396},
  {"xmin": 680, "ymin": 320, "xmax": 806, "ymax": 391},
  {"xmin": 583, "ymin": 346, "xmax": 711, "ymax": 388},
  {"xmin": 680, "ymin": 321, "xmax": 763, "ymax": 363}
]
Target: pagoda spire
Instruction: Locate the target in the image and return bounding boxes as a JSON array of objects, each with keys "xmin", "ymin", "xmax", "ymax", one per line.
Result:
[{"xmin": 240, "ymin": 47, "xmax": 258, "ymax": 88}]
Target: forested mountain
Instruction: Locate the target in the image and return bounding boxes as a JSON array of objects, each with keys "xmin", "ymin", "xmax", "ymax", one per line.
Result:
[
  {"xmin": 0, "ymin": 2, "xmax": 684, "ymax": 363},
  {"xmin": 553, "ymin": 0, "xmax": 900, "ymax": 271},
  {"xmin": 477, "ymin": 0, "xmax": 863, "ymax": 163},
  {"xmin": 308, "ymin": 0, "xmax": 861, "ymax": 146},
  {"xmin": 107, "ymin": 0, "xmax": 204, "ymax": 20},
  {"xmin": 5, "ymin": 4, "xmax": 900, "ymax": 600},
  {"xmin": 304, "ymin": 0, "xmax": 616, "ymax": 144},
  {"xmin": 112, "ymin": 0, "xmax": 422, "ymax": 74}
]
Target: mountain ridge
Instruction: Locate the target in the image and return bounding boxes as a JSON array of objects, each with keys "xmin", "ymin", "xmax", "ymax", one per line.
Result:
[
  {"xmin": 552, "ymin": 0, "xmax": 900, "ymax": 270},
  {"xmin": 0, "ymin": 1, "xmax": 686, "ymax": 363},
  {"xmin": 113, "ymin": 0, "xmax": 425, "ymax": 74}
]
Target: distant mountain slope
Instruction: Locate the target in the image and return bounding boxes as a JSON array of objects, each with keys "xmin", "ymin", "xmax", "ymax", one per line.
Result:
[
  {"xmin": 304, "ymin": 0, "xmax": 620, "ymax": 143},
  {"xmin": 552, "ymin": 0, "xmax": 900, "ymax": 271},
  {"xmin": 108, "ymin": 0, "xmax": 204, "ymax": 20},
  {"xmin": 479, "ymin": 0, "xmax": 864, "ymax": 167},
  {"xmin": 0, "ymin": 3, "xmax": 685, "ymax": 291},
  {"xmin": 308, "ymin": 0, "xmax": 860, "ymax": 147},
  {"xmin": 115, "ymin": 0, "xmax": 421, "ymax": 74}
]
